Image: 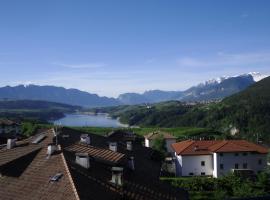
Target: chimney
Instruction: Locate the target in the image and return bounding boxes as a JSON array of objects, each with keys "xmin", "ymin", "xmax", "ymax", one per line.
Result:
[
  {"xmin": 75, "ymin": 153, "xmax": 90, "ymax": 169},
  {"xmin": 80, "ymin": 134, "xmax": 91, "ymax": 145},
  {"xmin": 126, "ymin": 141, "xmax": 132, "ymax": 151},
  {"xmin": 7, "ymin": 138, "xmax": 16, "ymax": 149},
  {"xmin": 47, "ymin": 144, "xmax": 57, "ymax": 158},
  {"xmin": 109, "ymin": 142, "xmax": 117, "ymax": 152},
  {"xmin": 194, "ymin": 145, "xmax": 199, "ymax": 151},
  {"xmin": 128, "ymin": 156, "xmax": 135, "ymax": 170},
  {"xmin": 111, "ymin": 167, "xmax": 123, "ymax": 186}
]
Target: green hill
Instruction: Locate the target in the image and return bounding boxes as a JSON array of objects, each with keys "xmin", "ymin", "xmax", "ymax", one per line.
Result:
[
  {"xmin": 0, "ymin": 99, "xmax": 80, "ymax": 121},
  {"xmin": 101, "ymin": 77, "xmax": 270, "ymax": 141},
  {"xmin": 205, "ymin": 76, "xmax": 270, "ymax": 139}
]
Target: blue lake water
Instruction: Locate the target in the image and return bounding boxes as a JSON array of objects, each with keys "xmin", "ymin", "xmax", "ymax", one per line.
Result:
[{"xmin": 52, "ymin": 113, "xmax": 127, "ymax": 127}]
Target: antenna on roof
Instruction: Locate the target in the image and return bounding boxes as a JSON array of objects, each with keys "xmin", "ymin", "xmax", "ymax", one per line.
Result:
[{"xmin": 54, "ymin": 122, "xmax": 61, "ymax": 145}]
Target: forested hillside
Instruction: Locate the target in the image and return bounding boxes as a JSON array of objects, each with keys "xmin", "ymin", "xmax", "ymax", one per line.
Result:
[
  {"xmin": 97, "ymin": 77, "xmax": 270, "ymax": 141},
  {"xmin": 0, "ymin": 99, "xmax": 80, "ymax": 121}
]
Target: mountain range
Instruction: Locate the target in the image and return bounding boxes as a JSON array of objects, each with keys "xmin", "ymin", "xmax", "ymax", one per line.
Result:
[
  {"xmin": 0, "ymin": 72, "xmax": 267, "ymax": 107},
  {"xmin": 118, "ymin": 72, "xmax": 267, "ymax": 104},
  {"xmin": 0, "ymin": 85, "xmax": 119, "ymax": 108}
]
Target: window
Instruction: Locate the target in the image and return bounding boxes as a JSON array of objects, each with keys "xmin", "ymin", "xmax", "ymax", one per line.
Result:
[
  {"xmin": 220, "ymin": 153, "xmax": 223, "ymax": 157},
  {"xmin": 220, "ymin": 164, "xmax": 224, "ymax": 170},
  {"xmin": 201, "ymin": 172, "xmax": 206, "ymax": 176},
  {"xmin": 235, "ymin": 163, "xmax": 239, "ymax": 169},
  {"xmin": 189, "ymin": 172, "xmax": 194, "ymax": 176},
  {"xmin": 243, "ymin": 152, "xmax": 248, "ymax": 156},
  {"xmin": 258, "ymin": 159, "xmax": 262, "ymax": 165},
  {"xmin": 243, "ymin": 163, "xmax": 248, "ymax": 169},
  {"xmin": 234, "ymin": 153, "xmax": 239, "ymax": 156},
  {"xmin": 201, "ymin": 161, "xmax": 205, "ymax": 166}
]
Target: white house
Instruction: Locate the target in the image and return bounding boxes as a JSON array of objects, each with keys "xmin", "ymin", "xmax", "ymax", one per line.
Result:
[
  {"xmin": 171, "ymin": 140, "xmax": 268, "ymax": 178},
  {"xmin": 144, "ymin": 131, "xmax": 176, "ymax": 152}
]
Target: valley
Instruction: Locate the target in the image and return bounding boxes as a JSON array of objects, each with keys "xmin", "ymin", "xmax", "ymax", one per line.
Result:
[{"xmin": 90, "ymin": 76, "xmax": 270, "ymax": 142}]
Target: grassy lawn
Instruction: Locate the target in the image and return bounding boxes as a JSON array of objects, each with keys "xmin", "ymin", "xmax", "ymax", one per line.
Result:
[{"xmin": 70, "ymin": 126, "xmax": 217, "ymax": 138}]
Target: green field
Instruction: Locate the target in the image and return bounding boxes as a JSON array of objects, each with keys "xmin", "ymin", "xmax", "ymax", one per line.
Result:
[{"xmin": 72, "ymin": 126, "xmax": 222, "ymax": 140}]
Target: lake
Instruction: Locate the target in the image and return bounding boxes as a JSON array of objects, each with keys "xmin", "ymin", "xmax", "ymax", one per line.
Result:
[{"xmin": 52, "ymin": 113, "xmax": 128, "ymax": 127}]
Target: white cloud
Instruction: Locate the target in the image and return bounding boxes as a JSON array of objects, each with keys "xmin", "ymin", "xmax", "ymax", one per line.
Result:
[
  {"xmin": 177, "ymin": 52, "xmax": 270, "ymax": 68},
  {"xmin": 52, "ymin": 62, "xmax": 106, "ymax": 69}
]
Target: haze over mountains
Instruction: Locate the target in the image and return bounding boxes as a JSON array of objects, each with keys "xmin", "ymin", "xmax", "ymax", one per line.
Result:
[{"xmin": 0, "ymin": 72, "xmax": 267, "ymax": 107}]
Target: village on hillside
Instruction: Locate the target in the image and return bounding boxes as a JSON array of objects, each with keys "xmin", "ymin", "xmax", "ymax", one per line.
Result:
[{"xmin": 0, "ymin": 120, "xmax": 269, "ymax": 200}]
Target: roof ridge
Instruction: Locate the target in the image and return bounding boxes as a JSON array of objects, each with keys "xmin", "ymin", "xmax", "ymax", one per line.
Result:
[
  {"xmin": 231, "ymin": 140, "xmax": 268, "ymax": 153},
  {"xmin": 210, "ymin": 140, "xmax": 228, "ymax": 152},
  {"xmin": 175, "ymin": 140, "xmax": 195, "ymax": 155},
  {"xmin": 59, "ymin": 145, "xmax": 80, "ymax": 200}
]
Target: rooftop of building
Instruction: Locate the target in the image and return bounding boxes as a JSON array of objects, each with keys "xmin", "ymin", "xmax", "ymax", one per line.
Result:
[
  {"xmin": 172, "ymin": 140, "xmax": 269, "ymax": 155},
  {"xmin": 0, "ymin": 128, "xmax": 79, "ymax": 200},
  {"xmin": 0, "ymin": 127, "xmax": 187, "ymax": 200}
]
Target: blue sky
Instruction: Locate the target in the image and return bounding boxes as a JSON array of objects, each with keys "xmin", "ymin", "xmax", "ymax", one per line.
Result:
[{"xmin": 0, "ymin": 0, "xmax": 270, "ymax": 97}]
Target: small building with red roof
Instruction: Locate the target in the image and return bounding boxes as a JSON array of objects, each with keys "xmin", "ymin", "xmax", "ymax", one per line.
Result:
[
  {"xmin": 144, "ymin": 131, "xmax": 176, "ymax": 152},
  {"xmin": 171, "ymin": 140, "xmax": 268, "ymax": 178}
]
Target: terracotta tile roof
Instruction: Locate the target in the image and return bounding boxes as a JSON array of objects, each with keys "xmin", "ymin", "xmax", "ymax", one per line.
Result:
[
  {"xmin": 65, "ymin": 143, "xmax": 125, "ymax": 164},
  {"xmin": 0, "ymin": 129, "xmax": 79, "ymax": 200},
  {"xmin": 213, "ymin": 140, "xmax": 269, "ymax": 154},
  {"xmin": 144, "ymin": 131, "xmax": 176, "ymax": 140},
  {"xmin": 172, "ymin": 140, "xmax": 269, "ymax": 155},
  {"xmin": 171, "ymin": 140, "xmax": 195, "ymax": 155}
]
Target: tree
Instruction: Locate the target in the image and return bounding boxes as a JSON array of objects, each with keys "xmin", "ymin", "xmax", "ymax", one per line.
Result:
[{"xmin": 152, "ymin": 134, "xmax": 166, "ymax": 159}]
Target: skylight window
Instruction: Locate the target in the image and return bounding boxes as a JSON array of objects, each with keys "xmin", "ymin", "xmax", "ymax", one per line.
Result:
[{"xmin": 50, "ymin": 173, "xmax": 63, "ymax": 182}]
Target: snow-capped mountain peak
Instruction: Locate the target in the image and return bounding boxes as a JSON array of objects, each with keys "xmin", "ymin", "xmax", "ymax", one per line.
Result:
[
  {"xmin": 247, "ymin": 72, "xmax": 268, "ymax": 82},
  {"xmin": 201, "ymin": 72, "xmax": 268, "ymax": 86},
  {"xmin": 201, "ymin": 76, "xmax": 229, "ymax": 86}
]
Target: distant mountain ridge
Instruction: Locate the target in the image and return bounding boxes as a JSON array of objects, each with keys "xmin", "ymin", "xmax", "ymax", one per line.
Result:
[
  {"xmin": 0, "ymin": 85, "xmax": 120, "ymax": 108},
  {"xmin": 117, "ymin": 72, "xmax": 268, "ymax": 104},
  {"xmin": 0, "ymin": 72, "xmax": 267, "ymax": 107}
]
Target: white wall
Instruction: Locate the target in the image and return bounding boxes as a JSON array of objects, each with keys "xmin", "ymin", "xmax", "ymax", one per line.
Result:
[
  {"xmin": 213, "ymin": 153, "xmax": 218, "ymax": 178},
  {"xmin": 213, "ymin": 152, "xmax": 267, "ymax": 177},
  {"xmin": 176, "ymin": 154, "xmax": 213, "ymax": 176},
  {"xmin": 176, "ymin": 152, "xmax": 267, "ymax": 177},
  {"xmin": 175, "ymin": 152, "xmax": 183, "ymax": 176},
  {"xmin": 145, "ymin": 138, "xmax": 150, "ymax": 147}
]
